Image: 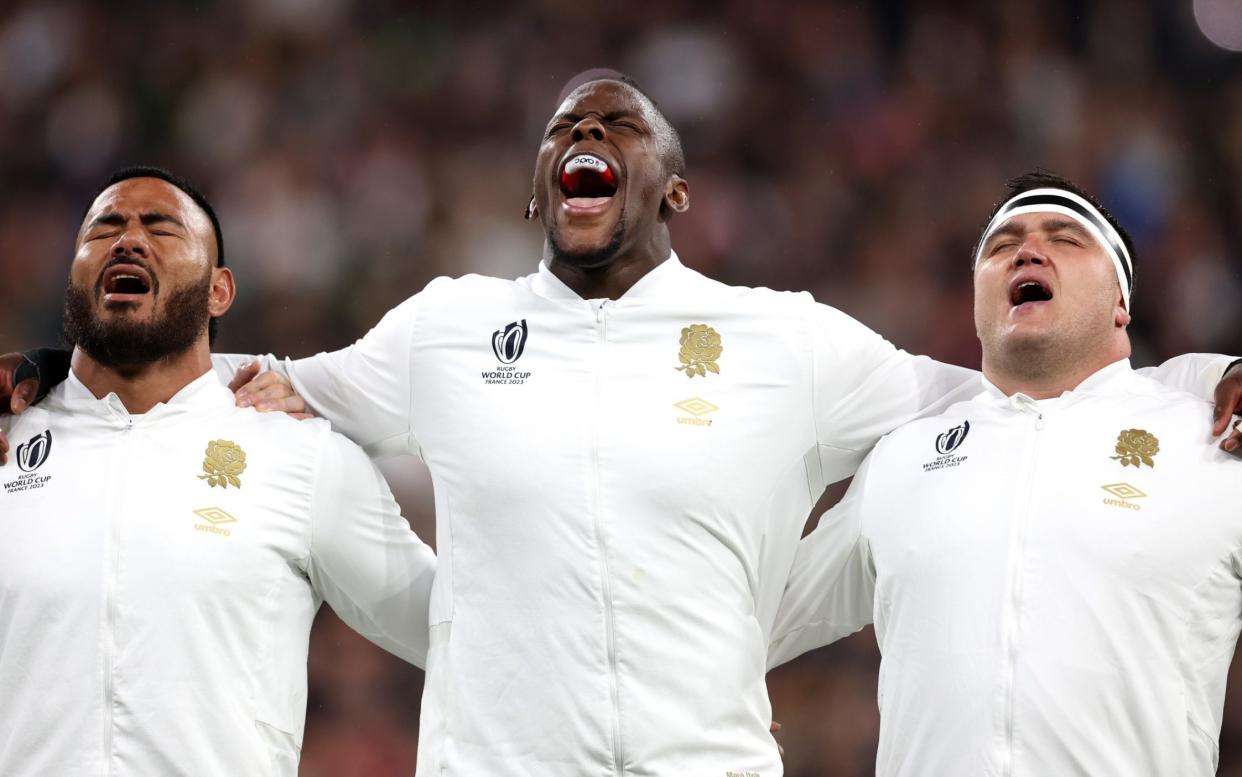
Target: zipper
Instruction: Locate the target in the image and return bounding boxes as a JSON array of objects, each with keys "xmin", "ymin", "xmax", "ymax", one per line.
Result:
[
  {"xmin": 1000, "ymin": 403, "xmax": 1043, "ymax": 776},
  {"xmin": 590, "ymin": 300, "xmax": 625, "ymax": 777},
  {"xmin": 101, "ymin": 416, "xmax": 132, "ymax": 772}
]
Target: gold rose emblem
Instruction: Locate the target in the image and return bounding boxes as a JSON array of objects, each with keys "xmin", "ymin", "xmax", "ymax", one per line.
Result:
[
  {"xmin": 198, "ymin": 439, "xmax": 247, "ymax": 488},
  {"xmin": 675, "ymin": 324, "xmax": 722, "ymax": 378},
  {"xmin": 1111, "ymin": 429, "xmax": 1158, "ymax": 468}
]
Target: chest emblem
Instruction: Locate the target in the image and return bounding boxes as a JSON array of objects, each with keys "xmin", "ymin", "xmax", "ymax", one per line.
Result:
[
  {"xmin": 676, "ymin": 324, "xmax": 722, "ymax": 378},
  {"xmin": 1110, "ymin": 429, "xmax": 1158, "ymax": 468},
  {"xmin": 198, "ymin": 439, "xmax": 247, "ymax": 489}
]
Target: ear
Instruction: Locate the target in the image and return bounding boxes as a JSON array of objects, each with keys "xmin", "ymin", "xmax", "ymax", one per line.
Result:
[
  {"xmin": 524, "ymin": 195, "xmax": 538, "ymax": 221},
  {"xmin": 208, "ymin": 267, "xmax": 236, "ymax": 318},
  {"xmin": 660, "ymin": 175, "xmax": 689, "ymax": 219},
  {"xmin": 1114, "ymin": 295, "xmax": 1131, "ymax": 329}
]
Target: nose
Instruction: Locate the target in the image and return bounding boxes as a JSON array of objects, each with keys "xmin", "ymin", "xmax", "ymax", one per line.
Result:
[
  {"xmin": 571, "ymin": 116, "xmax": 606, "ymax": 143},
  {"xmin": 1011, "ymin": 238, "xmax": 1047, "ymax": 268},
  {"xmin": 111, "ymin": 227, "xmax": 149, "ymax": 259}
]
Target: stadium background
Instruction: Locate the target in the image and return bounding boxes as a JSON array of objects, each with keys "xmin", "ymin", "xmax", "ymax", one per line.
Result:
[{"xmin": 3, "ymin": 0, "xmax": 1242, "ymax": 773}]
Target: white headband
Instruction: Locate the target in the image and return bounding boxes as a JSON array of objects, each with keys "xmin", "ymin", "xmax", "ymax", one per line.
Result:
[{"xmin": 974, "ymin": 187, "xmax": 1133, "ymax": 309}]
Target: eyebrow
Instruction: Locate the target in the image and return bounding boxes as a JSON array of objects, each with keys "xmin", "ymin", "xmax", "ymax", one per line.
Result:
[
  {"xmin": 983, "ymin": 217, "xmax": 1092, "ymax": 253},
  {"xmin": 551, "ymin": 110, "xmax": 647, "ymax": 125},
  {"xmin": 87, "ymin": 211, "xmax": 187, "ymax": 231}
]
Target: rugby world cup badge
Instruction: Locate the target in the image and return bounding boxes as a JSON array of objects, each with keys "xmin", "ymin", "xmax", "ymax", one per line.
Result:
[
  {"xmin": 483, "ymin": 319, "xmax": 532, "ymax": 385},
  {"xmin": 924, "ymin": 420, "xmax": 970, "ymax": 472},
  {"xmin": 3, "ymin": 429, "xmax": 54, "ymax": 494}
]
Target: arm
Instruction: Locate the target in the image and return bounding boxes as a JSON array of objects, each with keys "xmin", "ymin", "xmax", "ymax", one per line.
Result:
[
  {"xmin": 767, "ymin": 456, "xmax": 876, "ymax": 670},
  {"xmin": 811, "ymin": 302, "xmax": 980, "ymax": 482},
  {"xmin": 237, "ymin": 296, "xmax": 420, "ymax": 458},
  {"xmin": 305, "ymin": 430, "xmax": 437, "ymax": 668}
]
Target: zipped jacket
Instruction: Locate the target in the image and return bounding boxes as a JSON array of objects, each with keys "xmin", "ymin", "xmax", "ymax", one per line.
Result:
[
  {"xmin": 770, "ymin": 361, "xmax": 1242, "ymax": 776},
  {"xmin": 0, "ymin": 370, "xmax": 436, "ymax": 776}
]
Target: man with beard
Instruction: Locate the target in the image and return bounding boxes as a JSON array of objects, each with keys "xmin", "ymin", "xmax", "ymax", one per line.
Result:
[
  {"xmin": 0, "ymin": 167, "xmax": 436, "ymax": 776},
  {"xmin": 767, "ymin": 172, "xmax": 1242, "ymax": 776},
  {"xmin": 3, "ymin": 77, "xmax": 1241, "ymax": 776}
]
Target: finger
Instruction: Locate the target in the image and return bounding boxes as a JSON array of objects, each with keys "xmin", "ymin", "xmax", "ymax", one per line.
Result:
[
  {"xmin": 254, "ymin": 396, "xmax": 308, "ymax": 415},
  {"xmin": 242, "ymin": 382, "xmax": 296, "ymax": 406},
  {"xmin": 1222, "ymin": 424, "xmax": 1242, "ymax": 454},
  {"xmin": 1213, "ymin": 400, "xmax": 1236, "ymax": 437},
  {"xmin": 0, "ymin": 429, "xmax": 8, "ymax": 466},
  {"xmin": 227, "ymin": 361, "xmax": 262, "ymax": 394},
  {"xmin": 770, "ymin": 722, "xmax": 782, "ymax": 732},
  {"xmin": 235, "ymin": 370, "xmax": 289, "ymax": 406},
  {"xmin": 10, "ymin": 379, "xmax": 37, "ymax": 415},
  {"xmin": 289, "ymin": 412, "xmax": 316, "ymax": 421}
]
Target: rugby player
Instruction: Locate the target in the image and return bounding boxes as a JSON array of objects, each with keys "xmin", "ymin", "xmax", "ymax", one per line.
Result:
[
  {"xmin": 768, "ymin": 171, "xmax": 1242, "ymax": 776},
  {"xmin": 0, "ymin": 168, "xmax": 436, "ymax": 775},
  {"xmin": 3, "ymin": 78, "xmax": 1240, "ymax": 776}
]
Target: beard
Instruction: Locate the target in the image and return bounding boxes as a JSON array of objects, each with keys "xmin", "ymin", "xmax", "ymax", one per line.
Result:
[
  {"xmin": 546, "ymin": 211, "xmax": 627, "ymax": 269},
  {"xmin": 63, "ymin": 268, "xmax": 213, "ymax": 369}
]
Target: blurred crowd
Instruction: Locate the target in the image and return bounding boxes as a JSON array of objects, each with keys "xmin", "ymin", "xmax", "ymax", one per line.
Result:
[{"xmin": 4, "ymin": 1, "xmax": 1242, "ymax": 774}]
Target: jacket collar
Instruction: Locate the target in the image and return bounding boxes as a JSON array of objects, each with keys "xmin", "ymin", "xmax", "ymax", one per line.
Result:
[
  {"xmin": 979, "ymin": 358, "xmax": 1136, "ymax": 410},
  {"xmin": 58, "ymin": 367, "xmax": 233, "ymax": 424},
  {"xmin": 529, "ymin": 250, "xmax": 694, "ymax": 304}
]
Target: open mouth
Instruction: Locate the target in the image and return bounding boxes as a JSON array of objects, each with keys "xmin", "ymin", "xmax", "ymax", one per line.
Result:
[
  {"xmin": 101, "ymin": 263, "xmax": 154, "ymax": 301},
  {"xmin": 1009, "ymin": 278, "xmax": 1053, "ymax": 308},
  {"xmin": 560, "ymin": 153, "xmax": 619, "ymax": 210}
]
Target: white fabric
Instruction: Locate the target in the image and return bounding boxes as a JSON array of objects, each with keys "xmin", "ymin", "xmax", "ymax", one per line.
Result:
[
  {"xmin": 216, "ymin": 252, "xmax": 983, "ymax": 777},
  {"xmin": 0, "ymin": 369, "xmax": 436, "ymax": 776},
  {"xmin": 770, "ymin": 360, "xmax": 1242, "ymax": 777}
]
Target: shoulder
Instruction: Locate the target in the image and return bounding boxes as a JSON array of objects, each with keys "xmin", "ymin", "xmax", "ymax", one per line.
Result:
[
  {"xmin": 1126, "ymin": 370, "xmax": 1211, "ymax": 407},
  {"xmin": 218, "ymin": 406, "xmax": 334, "ymax": 465},
  {"xmin": 382, "ymin": 273, "xmax": 525, "ymax": 319}
]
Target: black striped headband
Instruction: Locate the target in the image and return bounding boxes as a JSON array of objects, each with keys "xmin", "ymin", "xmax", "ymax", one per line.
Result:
[{"xmin": 974, "ymin": 188, "xmax": 1134, "ymax": 309}]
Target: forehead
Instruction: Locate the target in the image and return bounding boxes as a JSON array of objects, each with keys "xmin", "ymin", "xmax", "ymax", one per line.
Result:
[
  {"xmin": 86, "ymin": 177, "xmax": 199, "ymax": 222},
  {"xmin": 553, "ymin": 80, "xmax": 651, "ymax": 121}
]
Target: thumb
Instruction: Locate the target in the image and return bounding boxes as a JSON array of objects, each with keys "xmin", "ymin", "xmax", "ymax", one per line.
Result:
[
  {"xmin": 227, "ymin": 361, "xmax": 261, "ymax": 394},
  {"xmin": 11, "ymin": 379, "xmax": 38, "ymax": 415}
]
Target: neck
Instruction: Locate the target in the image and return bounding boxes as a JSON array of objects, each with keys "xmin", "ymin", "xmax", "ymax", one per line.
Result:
[
  {"xmin": 70, "ymin": 341, "xmax": 213, "ymax": 414},
  {"xmin": 545, "ymin": 230, "xmax": 671, "ymax": 300},
  {"xmin": 983, "ymin": 343, "xmax": 1128, "ymax": 400}
]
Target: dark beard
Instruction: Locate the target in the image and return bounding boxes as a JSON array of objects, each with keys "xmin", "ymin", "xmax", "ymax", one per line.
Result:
[
  {"xmin": 63, "ymin": 270, "xmax": 212, "ymax": 369},
  {"xmin": 547, "ymin": 212, "xmax": 627, "ymax": 269}
]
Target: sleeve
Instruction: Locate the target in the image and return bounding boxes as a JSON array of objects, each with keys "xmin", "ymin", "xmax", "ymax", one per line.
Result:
[
  {"xmin": 304, "ymin": 430, "xmax": 437, "ymax": 668},
  {"xmin": 811, "ymin": 302, "xmax": 980, "ymax": 482},
  {"xmin": 211, "ymin": 353, "xmax": 277, "ymax": 386},
  {"xmin": 277, "ymin": 297, "xmax": 421, "ymax": 458},
  {"xmin": 212, "ymin": 294, "xmax": 421, "ymax": 458},
  {"xmin": 1135, "ymin": 353, "xmax": 1237, "ymax": 400},
  {"xmin": 767, "ymin": 454, "xmax": 876, "ymax": 670}
]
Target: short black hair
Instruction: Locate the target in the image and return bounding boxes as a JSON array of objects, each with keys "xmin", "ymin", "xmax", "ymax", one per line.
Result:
[
  {"xmin": 556, "ymin": 69, "xmax": 687, "ymax": 177},
  {"xmin": 87, "ymin": 165, "xmax": 225, "ymax": 343},
  {"xmin": 979, "ymin": 170, "xmax": 1136, "ymax": 271}
]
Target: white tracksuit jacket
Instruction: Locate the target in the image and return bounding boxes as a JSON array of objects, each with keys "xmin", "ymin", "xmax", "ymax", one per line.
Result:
[
  {"xmin": 0, "ymin": 370, "xmax": 436, "ymax": 776},
  {"xmin": 219, "ymin": 255, "xmax": 1228, "ymax": 777},
  {"xmin": 768, "ymin": 360, "xmax": 1242, "ymax": 777}
]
